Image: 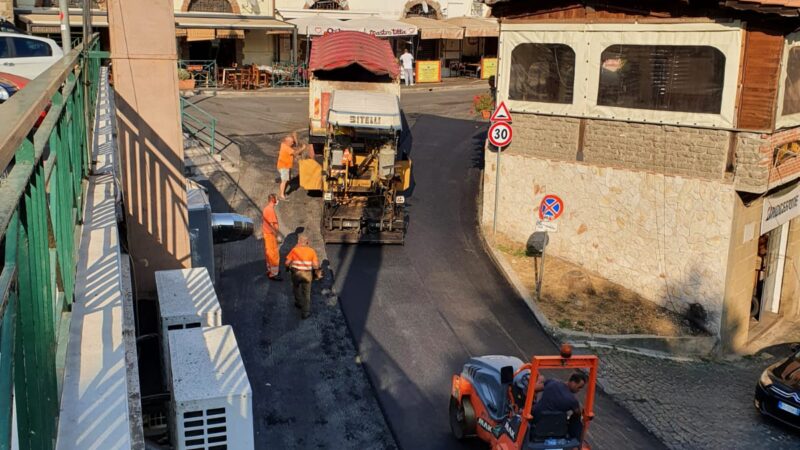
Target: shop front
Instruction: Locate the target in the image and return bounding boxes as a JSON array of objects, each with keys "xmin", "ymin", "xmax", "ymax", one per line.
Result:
[{"xmin": 749, "ymin": 183, "xmax": 800, "ymax": 340}]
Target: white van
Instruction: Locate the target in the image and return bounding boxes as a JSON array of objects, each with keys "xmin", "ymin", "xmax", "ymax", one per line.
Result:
[{"xmin": 0, "ymin": 32, "xmax": 63, "ymax": 80}]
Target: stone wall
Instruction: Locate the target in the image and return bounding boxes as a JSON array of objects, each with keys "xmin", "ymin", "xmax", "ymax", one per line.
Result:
[
  {"xmin": 0, "ymin": 0, "xmax": 12, "ymax": 21},
  {"xmin": 483, "ymin": 155, "xmax": 736, "ymax": 333},
  {"xmin": 504, "ymin": 114, "xmax": 731, "ymax": 181}
]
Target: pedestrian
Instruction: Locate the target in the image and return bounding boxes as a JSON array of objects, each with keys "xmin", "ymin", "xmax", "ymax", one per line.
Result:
[
  {"xmin": 399, "ymin": 48, "xmax": 414, "ymax": 86},
  {"xmin": 285, "ymin": 234, "xmax": 322, "ymax": 319},
  {"xmin": 261, "ymin": 193, "xmax": 283, "ymax": 281},
  {"xmin": 277, "ymin": 131, "xmax": 306, "ymax": 200}
]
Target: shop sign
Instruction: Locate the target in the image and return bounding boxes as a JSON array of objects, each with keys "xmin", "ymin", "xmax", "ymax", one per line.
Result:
[
  {"xmin": 762, "ymin": 182, "xmax": 800, "ymax": 235},
  {"xmin": 366, "ymin": 27, "xmax": 418, "ymax": 37},
  {"xmin": 416, "ymin": 60, "xmax": 441, "ymax": 83},
  {"xmin": 481, "ymin": 57, "xmax": 498, "ymax": 80}
]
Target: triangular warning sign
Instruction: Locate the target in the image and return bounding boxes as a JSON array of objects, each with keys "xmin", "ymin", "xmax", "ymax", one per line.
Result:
[{"xmin": 490, "ymin": 101, "xmax": 512, "ymax": 122}]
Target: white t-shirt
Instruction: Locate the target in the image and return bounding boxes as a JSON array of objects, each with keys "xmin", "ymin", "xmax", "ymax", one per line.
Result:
[{"xmin": 400, "ymin": 53, "xmax": 414, "ymax": 70}]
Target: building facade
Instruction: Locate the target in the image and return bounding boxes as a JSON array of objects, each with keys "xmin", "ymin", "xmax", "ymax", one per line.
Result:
[
  {"xmin": 484, "ymin": 0, "xmax": 800, "ymax": 352},
  {"xmin": 276, "ymin": 0, "xmax": 489, "ymax": 20},
  {"xmin": 14, "ymin": 0, "xmax": 291, "ymax": 66}
]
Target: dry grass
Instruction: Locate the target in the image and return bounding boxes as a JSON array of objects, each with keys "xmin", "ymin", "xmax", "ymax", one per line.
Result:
[{"xmin": 495, "ymin": 235, "xmax": 696, "ymax": 336}]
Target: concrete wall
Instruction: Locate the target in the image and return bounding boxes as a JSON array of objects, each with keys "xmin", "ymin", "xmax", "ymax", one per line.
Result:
[
  {"xmin": 720, "ymin": 195, "xmax": 762, "ymax": 351},
  {"xmin": 484, "ymin": 119, "xmax": 738, "ymax": 332},
  {"xmin": 242, "ymin": 31, "xmax": 275, "ymax": 64}
]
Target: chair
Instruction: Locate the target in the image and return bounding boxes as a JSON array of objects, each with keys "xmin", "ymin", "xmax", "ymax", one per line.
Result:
[{"xmin": 225, "ymin": 68, "xmax": 244, "ymax": 90}]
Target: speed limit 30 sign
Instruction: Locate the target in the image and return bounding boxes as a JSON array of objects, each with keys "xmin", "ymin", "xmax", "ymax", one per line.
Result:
[{"xmin": 488, "ymin": 121, "xmax": 512, "ymax": 148}]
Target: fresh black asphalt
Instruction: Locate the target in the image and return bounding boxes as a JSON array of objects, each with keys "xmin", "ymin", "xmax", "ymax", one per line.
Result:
[{"xmin": 326, "ymin": 113, "xmax": 667, "ymax": 450}]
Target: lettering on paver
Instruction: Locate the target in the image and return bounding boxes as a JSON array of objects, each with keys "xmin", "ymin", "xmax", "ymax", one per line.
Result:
[
  {"xmin": 766, "ymin": 196, "xmax": 799, "ymax": 221},
  {"xmin": 349, "ymin": 115, "xmax": 382, "ymax": 125}
]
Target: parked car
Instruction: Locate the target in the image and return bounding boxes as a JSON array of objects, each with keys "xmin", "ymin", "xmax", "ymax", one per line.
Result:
[
  {"xmin": 0, "ymin": 32, "xmax": 63, "ymax": 80},
  {"xmin": 0, "ymin": 72, "xmax": 49, "ymax": 127},
  {"xmin": 755, "ymin": 343, "xmax": 800, "ymax": 430},
  {"xmin": 0, "ymin": 71, "xmax": 28, "ymax": 104}
]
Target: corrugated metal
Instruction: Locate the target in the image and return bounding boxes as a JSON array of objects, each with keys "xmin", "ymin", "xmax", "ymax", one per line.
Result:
[{"xmin": 308, "ymin": 31, "xmax": 400, "ymax": 78}]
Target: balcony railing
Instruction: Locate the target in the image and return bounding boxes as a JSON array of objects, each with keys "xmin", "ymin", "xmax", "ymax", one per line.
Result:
[{"xmin": 0, "ymin": 35, "xmax": 102, "ymax": 450}]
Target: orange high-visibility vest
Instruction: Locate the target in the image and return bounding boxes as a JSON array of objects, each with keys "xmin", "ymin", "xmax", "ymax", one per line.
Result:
[{"xmin": 286, "ymin": 245, "xmax": 319, "ymax": 271}]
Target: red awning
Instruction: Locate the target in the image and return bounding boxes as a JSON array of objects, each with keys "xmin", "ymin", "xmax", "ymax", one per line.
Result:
[{"xmin": 308, "ymin": 31, "xmax": 400, "ymax": 79}]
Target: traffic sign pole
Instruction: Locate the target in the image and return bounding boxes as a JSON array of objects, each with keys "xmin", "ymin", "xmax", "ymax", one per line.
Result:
[
  {"xmin": 493, "ymin": 147, "xmax": 500, "ymax": 236},
  {"xmin": 488, "ymin": 110, "xmax": 512, "ymax": 237}
]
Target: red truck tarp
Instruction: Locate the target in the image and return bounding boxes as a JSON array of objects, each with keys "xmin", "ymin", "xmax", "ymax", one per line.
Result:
[{"xmin": 308, "ymin": 31, "xmax": 400, "ymax": 79}]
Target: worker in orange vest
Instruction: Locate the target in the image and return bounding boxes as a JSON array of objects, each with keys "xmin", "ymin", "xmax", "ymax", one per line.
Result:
[
  {"xmin": 277, "ymin": 131, "xmax": 307, "ymax": 200},
  {"xmin": 261, "ymin": 194, "xmax": 284, "ymax": 281},
  {"xmin": 285, "ymin": 234, "xmax": 322, "ymax": 319}
]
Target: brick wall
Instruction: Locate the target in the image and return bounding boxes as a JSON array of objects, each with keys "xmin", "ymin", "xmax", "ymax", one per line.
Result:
[
  {"xmin": 733, "ymin": 126, "xmax": 800, "ymax": 193},
  {"xmin": 505, "ymin": 114, "xmax": 731, "ymax": 181}
]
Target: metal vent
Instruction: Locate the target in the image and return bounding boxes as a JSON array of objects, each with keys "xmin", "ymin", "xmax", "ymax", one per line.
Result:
[{"xmin": 183, "ymin": 407, "xmax": 228, "ymax": 449}]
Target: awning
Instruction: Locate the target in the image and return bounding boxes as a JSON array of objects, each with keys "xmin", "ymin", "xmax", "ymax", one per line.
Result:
[
  {"xmin": 328, "ymin": 90, "xmax": 402, "ymax": 131},
  {"xmin": 288, "ymin": 15, "xmax": 362, "ymax": 36},
  {"xmin": 17, "ymin": 13, "xmax": 109, "ymax": 34},
  {"xmin": 399, "ymin": 16, "xmax": 464, "ymax": 40},
  {"xmin": 344, "ymin": 17, "xmax": 418, "ymax": 37},
  {"xmin": 444, "ymin": 17, "xmax": 499, "ymax": 38},
  {"xmin": 175, "ymin": 15, "xmax": 294, "ymax": 31},
  {"xmin": 309, "ymin": 31, "xmax": 400, "ymax": 78}
]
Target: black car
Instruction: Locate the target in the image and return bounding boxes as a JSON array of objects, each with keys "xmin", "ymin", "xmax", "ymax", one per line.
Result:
[{"xmin": 755, "ymin": 343, "xmax": 800, "ymax": 429}]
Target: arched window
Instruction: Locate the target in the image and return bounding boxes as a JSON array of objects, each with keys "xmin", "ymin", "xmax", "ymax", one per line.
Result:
[
  {"xmin": 187, "ymin": 0, "xmax": 234, "ymax": 13},
  {"xmin": 406, "ymin": 4, "xmax": 437, "ymax": 18},
  {"xmin": 403, "ymin": 1, "xmax": 443, "ymax": 19},
  {"xmin": 309, "ymin": 0, "xmax": 346, "ymax": 10}
]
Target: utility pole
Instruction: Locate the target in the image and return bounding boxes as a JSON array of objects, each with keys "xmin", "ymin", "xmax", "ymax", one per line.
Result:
[
  {"xmin": 58, "ymin": 0, "xmax": 72, "ymax": 52},
  {"xmin": 82, "ymin": 0, "xmax": 93, "ymax": 177},
  {"xmin": 82, "ymin": 0, "xmax": 92, "ymax": 46}
]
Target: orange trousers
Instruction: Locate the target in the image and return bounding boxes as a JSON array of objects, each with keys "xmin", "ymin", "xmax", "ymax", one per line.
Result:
[{"xmin": 263, "ymin": 232, "xmax": 280, "ymax": 277}]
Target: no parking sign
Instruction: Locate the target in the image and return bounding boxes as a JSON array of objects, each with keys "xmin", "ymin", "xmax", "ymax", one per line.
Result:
[{"xmin": 538, "ymin": 195, "xmax": 564, "ymax": 221}]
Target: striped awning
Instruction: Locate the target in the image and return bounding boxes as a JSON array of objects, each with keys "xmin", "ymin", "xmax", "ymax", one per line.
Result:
[
  {"xmin": 444, "ymin": 16, "xmax": 499, "ymax": 38},
  {"xmin": 174, "ymin": 15, "xmax": 294, "ymax": 31},
  {"xmin": 17, "ymin": 12, "xmax": 109, "ymax": 34},
  {"xmin": 399, "ymin": 16, "xmax": 464, "ymax": 40}
]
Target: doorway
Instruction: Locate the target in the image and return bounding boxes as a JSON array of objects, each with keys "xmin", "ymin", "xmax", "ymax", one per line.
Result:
[{"xmin": 752, "ymin": 222, "xmax": 789, "ymax": 327}]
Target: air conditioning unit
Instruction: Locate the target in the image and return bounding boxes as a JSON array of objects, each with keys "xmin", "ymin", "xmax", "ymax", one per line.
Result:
[
  {"xmin": 156, "ymin": 268, "xmax": 222, "ymax": 381},
  {"xmin": 169, "ymin": 325, "xmax": 253, "ymax": 450}
]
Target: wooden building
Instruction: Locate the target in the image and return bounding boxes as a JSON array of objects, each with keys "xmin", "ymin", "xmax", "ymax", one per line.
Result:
[{"xmin": 483, "ymin": 0, "xmax": 800, "ymax": 352}]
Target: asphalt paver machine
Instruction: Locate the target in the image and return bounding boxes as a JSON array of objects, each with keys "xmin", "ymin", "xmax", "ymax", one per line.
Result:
[
  {"xmin": 301, "ymin": 89, "xmax": 410, "ymax": 244},
  {"xmin": 449, "ymin": 345, "xmax": 598, "ymax": 450}
]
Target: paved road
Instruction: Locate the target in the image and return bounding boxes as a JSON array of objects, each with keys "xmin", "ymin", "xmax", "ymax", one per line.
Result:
[
  {"xmin": 326, "ymin": 103, "xmax": 666, "ymax": 448},
  {"xmin": 192, "ymin": 87, "xmax": 664, "ymax": 449}
]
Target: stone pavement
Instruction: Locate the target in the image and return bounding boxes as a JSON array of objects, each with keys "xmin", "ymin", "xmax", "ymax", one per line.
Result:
[
  {"xmin": 578, "ymin": 347, "xmax": 799, "ymax": 449},
  {"xmin": 192, "ymin": 130, "xmax": 395, "ymax": 448}
]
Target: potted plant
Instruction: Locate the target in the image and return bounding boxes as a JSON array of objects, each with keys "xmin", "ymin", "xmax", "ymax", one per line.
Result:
[
  {"xmin": 178, "ymin": 68, "xmax": 195, "ymax": 90},
  {"xmin": 472, "ymin": 94, "xmax": 493, "ymax": 119}
]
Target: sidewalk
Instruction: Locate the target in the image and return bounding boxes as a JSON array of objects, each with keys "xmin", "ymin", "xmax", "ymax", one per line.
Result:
[{"xmin": 581, "ymin": 347, "xmax": 798, "ymax": 449}]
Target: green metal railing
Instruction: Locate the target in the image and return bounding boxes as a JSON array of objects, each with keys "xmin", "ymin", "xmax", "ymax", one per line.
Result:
[
  {"xmin": 0, "ymin": 36, "xmax": 101, "ymax": 450},
  {"xmin": 178, "ymin": 59, "xmax": 218, "ymax": 88},
  {"xmin": 181, "ymin": 98, "xmax": 218, "ymax": 155}
]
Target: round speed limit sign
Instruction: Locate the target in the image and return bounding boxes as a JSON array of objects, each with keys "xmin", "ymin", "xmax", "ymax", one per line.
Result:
[{"xmin": 488, "ymin": 121, "xmax": 513, "ymax": 148}]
